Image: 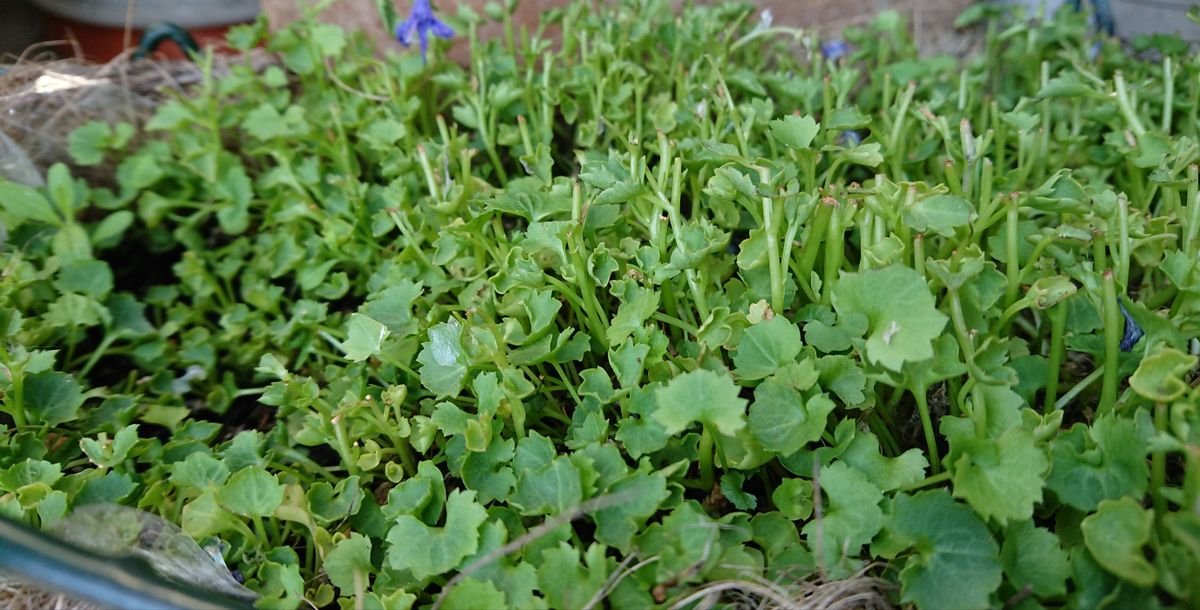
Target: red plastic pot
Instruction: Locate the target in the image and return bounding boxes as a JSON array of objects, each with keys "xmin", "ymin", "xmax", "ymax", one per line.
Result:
[{"xmin": 31, "ymin": 0, "xmax": 261, "ymax": 62}]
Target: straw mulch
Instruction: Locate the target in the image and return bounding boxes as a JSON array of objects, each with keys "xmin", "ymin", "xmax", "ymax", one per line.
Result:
[
  {"xmin": 0, "ymin": 577, "xmax": 98, "ymax": 610},
  {"xmin": 0, "ymin": 42, "xmax": 275, "ymax": 183}
]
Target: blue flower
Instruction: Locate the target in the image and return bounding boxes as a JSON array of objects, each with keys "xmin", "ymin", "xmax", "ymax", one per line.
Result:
[
  {"xmin": 396, "ymin": 0, "xmax": 454, "ymax": 63},
  {"xmin": 753, "ymin": 9, "xmax": 774, "ymax": 32},
  {"xmin": 1118, "ymin": 300, "xmax": 1144, "ymax": 352},
  {"xmin": 839, "ymin": 130, "xmax": 863, "ymax": 146},
  {"xmin": 821, "ymin": 39, "xmax": 849, "ymax": 61}
]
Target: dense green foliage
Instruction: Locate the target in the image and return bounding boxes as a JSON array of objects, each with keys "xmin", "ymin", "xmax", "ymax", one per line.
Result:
[{"xmin": 2, "ymin": 1, "xmax": 1199, "ymax": 607}]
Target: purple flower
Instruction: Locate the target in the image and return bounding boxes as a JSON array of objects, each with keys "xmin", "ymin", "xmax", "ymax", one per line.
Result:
[
  {"xmin": 1118, "ymin": 300, "xmax": 1144, "ymax": 352},
  {"xmin": 821, "ymin": 39, "xmax": 849, "ymax": 61},
  {"xmin": 396, "ymin": 0, "xmax": 454, "ymax": 63}
]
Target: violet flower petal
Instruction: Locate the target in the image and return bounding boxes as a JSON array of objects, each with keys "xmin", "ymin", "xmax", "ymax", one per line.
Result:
[
  {"xmin": 394, "ymin": 0, "xmax": 454, "ymax": 63},
  {"xmin": 395, "ymin": 19, "xmax": 417, "ymax": 47},
  {"xmin": 430, "ymin": 20, "xmax": 455, "ymax": 39},
  {"xmin": 822, "ymin": 40, "xmax": 849, "ymax": 61},
  {"xmin": 1118, "ymin": 301, "xmax": 1144, "ymax": 352}
]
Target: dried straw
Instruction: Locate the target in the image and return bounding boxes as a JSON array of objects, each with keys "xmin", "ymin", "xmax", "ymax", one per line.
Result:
[
  {"xmin": 0, "ymin": 43, "xmax": 276, "ymax": 179},
  {"xmin": 667, "ymin": 564, "xmax": 895, "ymax": 610},
  {"xmin": 0, "ymin": 577, "xmax": 98, "ymax": 610}
]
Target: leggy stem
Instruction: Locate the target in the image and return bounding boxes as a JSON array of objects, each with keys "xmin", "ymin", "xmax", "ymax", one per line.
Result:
[
  {"xmin": 821, "ymin": 204, "xmax": 846, "ymax": 305},
  {"xmin": 1163, "ymin": 56, "xmax": 1175, "ymax": 133},
  {"xmin": 796, "ymin": 197, "xmax": 835, "ymax": 297},
  {"xmin": 1004, "ymin": 194, "xmax": 1021, "ymax": 309},
  {"xmin": 1114, "ymin": 71, "xmax": 1147, "ymax": 137},
  {"xmin": 1098, "ymin": 269, "xmax": 1121, "ymax": 414},
  {"xmin": 1044, "ymin": 302, "xmax": 1067, "ymax": 412},
  {"xmin": 912, "ymin": 384, "xmax": 941, "ymax": 474},
  {"xmin": 698, "ymin": 426, "xmax": 715, "ymax": 490},
  {"xmin": 1151, "ymin": 402, "xmax": 1167, "ymax": 516},
  {"xmin": 759, "ymin": 166, "xmax": 785, "ymax": 314}
]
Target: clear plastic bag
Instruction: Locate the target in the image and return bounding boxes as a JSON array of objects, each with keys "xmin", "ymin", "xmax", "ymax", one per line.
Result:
[{"xmin": 48, "ymin": 504, "xmax": 258, "ymax": 603}]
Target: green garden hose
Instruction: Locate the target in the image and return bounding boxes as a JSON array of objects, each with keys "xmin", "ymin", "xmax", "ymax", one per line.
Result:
[{"xmin": 133, "ymin": 23, "xmax": 200, "ymax": 60}]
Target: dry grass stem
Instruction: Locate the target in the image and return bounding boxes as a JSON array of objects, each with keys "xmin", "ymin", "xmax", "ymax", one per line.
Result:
[
  {"xmin": 667, "ymin": 563, "xmax": 894, "ymax": 610},
  {"xmin": 0, "ymin": 577, "xmax": 98, "ymax": 610},
  {"xmin": 0, "ymin": 47, "xmax": 277, "ymax": 179}
]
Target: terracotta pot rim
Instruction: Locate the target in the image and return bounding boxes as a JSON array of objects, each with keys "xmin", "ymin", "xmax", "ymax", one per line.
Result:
[{"xmin": 29, "ymin": 0, "xmax": 261, "ymax": 30}]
